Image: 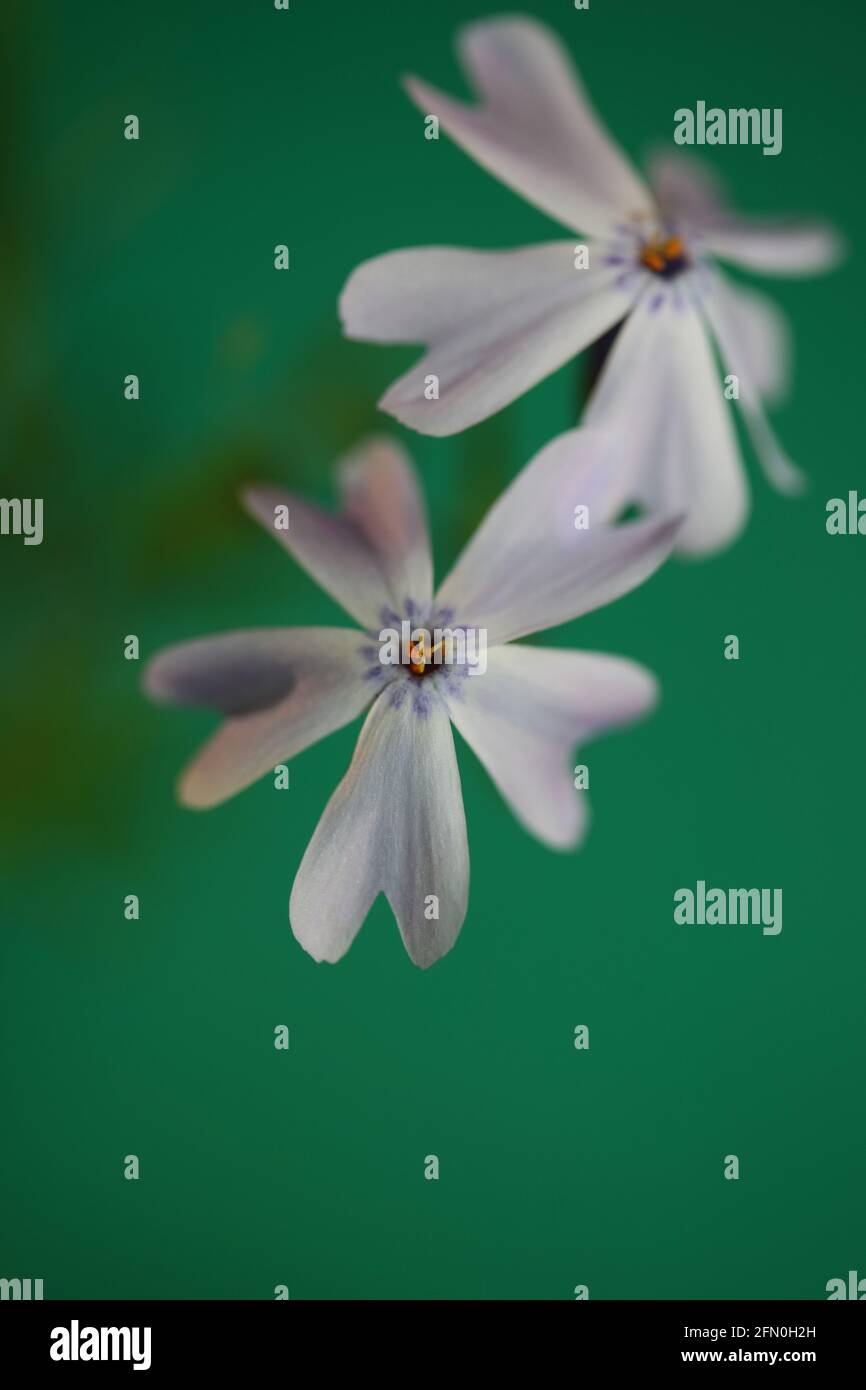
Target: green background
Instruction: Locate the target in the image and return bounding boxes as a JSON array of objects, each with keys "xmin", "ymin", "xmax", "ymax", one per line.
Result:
[{"xmin": 1, "ymin": 0, "xmax": 863, "ymax": 1300}]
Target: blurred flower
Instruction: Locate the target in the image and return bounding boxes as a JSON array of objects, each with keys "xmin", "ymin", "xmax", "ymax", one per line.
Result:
[
  {"xmin": 340, "ymin": 16, "xmax": 842, "ymax": 554},
  {"xmin": 145, "ymin": 435, "xmax": 679, "ymax": 968}
]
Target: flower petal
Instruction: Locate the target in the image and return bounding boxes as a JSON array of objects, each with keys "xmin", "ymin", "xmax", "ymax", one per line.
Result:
[
  {"xmin": 290, "ymin": 685, "xmax": 469, "ymax": 969},
  {"xmin": 340, "ymin": 244, "xmax": 635, "ymax": 436},
  {"xmin": 648, "ymin": 148, "xmax": 843, "ymax": 276},
  {"xmin": 702, "ymin": 221, "xmax": 843, "ymax": 277},
  {"xmin": 647, "ymin": 149, "xmax": 727, "ymax": 229},
  {"xmin": 701, "ymin": 276, "xmax": 806, "ymax": 495},
  {"xmin": 584, "ymin": 294, "xmax": 749, "ymax": 555},
  {"xmin": 705, "ymin": 273, "xmax": 791, "ymax": 405},
  {"xmin": 445, "ymin": 644, "xmax": 657, "ymax": 849},
  {"xmin": 435, "ymin": 427, "xmax": 680, "ymax": 643},
  {"xmin": 405, "ymin": 16, "xmax": 654, "ymax": 236},
  {"xmin": 242, "ymin": 438, "xmax": 433, "ymax": 628},
  {"xmin": 144, "ymin": 628, "xmax": 380, "ymax": 809},
  {"xmin": 339, "ymin": 437, "xmax": 433, "ymax": 611}
]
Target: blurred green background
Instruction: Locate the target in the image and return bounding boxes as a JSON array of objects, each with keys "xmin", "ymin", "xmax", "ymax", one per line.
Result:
[{"xmin": 1, "ymin": 0, "xmax": 864, "ymax": 1300}]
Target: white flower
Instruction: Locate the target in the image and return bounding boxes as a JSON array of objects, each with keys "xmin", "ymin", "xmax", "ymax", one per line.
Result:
[
  {"xmin": 145, "ymin": 435, "xmax": 679, "ymax": 968},
  {"xmin": 340, "ymin": 16, "xmax": 842, "ymax": 555}
]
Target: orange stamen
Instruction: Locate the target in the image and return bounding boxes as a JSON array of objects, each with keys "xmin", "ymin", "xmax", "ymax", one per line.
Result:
[{"xmin": 641, "ymin": 248, "xmax": 665, "ymax": 273}]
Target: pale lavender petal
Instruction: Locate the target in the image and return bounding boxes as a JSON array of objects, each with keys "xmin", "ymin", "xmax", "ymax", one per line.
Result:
[
  {"xmin": 702, "ymin": 277, "xmax": 806, "ymax": 495},
  {"xmin": 338, "ymin": 437, "xmax": 433, "ymax": 611},
  {"xmin": 584, "ymin": 294, "xmax": 749, "ymax": 555},
  {"xmin": 435, "ymin": 427, "xmax": 680, "ymax": 643},
  {"xmin": 340, "ymin": 244, "xmax": 635, "ymax": 436},
  {"xmin": 405, "ymin": 16, "xmax": 654, "ymax": 236},
  {"xmin": 704, "ymin": 273, "xmax": 791, "ymax": 405},
  {"xmin": 648, "ymin": 148, "xmax": 842, "ymax": 276},
  {"xmin": 646, "ymin": 149, "xmax": 727, "ymax": 229},
  {"xmin": 702, "ymin": 221, "xmax": 843, "ymax": 277},
  {"xmin": 446, "ymin": 644, "xmax": 657, "ymax": 848},
  {"xmin": 290, "ymin": 686, "xmax": 469, "ymax": 969},
  {"xmin": 144, "ymin": 628, "xmax": 379, "ymax": 809},
  {"xmin": 242, "ymin": 438, "xmax": 432, "ymax": 627}
]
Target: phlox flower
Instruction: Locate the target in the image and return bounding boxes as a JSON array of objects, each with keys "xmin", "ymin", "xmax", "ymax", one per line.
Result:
[
  {"xmin": 340, "ymin": 16, "xmax": 842, "ymax": 554},
  {"xmin": 145, "ymin": 435, "xmax": 678, "ymax": 967}
]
